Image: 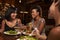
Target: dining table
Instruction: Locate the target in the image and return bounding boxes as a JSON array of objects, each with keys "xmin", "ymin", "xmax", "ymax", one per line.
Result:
[
  {"xmin": 0, "ymin": 33, "xmax": 18, "ymax": 40},
  {"xmin": 0, "ymin": 33, "xmax": 41, "ymax": 40}
]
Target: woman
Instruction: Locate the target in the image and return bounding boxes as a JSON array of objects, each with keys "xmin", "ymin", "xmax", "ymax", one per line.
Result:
[
  {"xmin": 31, "ymin": 5, "xmax": 45, "ymax": 34},
  {"xmin": 47, "ymin": 0, "xmax": 60, "ymax": 40},
  {"xmin": 28, "ymin": 5, "xmax": 46, "ymax": 40},
  {"xmin": 0, "ymin": 7, "xmax": 22, "ymax": 32}
]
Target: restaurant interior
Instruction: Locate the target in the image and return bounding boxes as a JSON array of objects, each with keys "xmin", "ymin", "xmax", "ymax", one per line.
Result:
[
  {"xmin": 0, "ymin": 0, "xmax": 55, "ymax": 24},
  {"xmin": 0, "ymin": 0, "xmax": 56, "ymax": 40}
]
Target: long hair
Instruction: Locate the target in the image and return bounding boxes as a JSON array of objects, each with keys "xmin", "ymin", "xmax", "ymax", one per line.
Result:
[{"xmin": 5, "ymin": 7, "xmax": 17, "ymax": 21}]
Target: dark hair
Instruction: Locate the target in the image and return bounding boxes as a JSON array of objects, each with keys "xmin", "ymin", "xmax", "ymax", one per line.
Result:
[
  {"xmin": 31, "ymin": 5, "xmax": 42, "ymax": 17},
  {"xmin": 5, "ymin": 7, "xmax": 17, "ymax": 21}
]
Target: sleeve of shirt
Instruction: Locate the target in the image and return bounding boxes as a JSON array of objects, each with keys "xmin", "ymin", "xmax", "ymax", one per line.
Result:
[{"xmin": 41, "ymin": 18, "xmax": 45, "ymax": 23}]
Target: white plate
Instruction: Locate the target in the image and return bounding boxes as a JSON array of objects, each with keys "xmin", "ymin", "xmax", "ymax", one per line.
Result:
[
  {"xmin": 23, "ymin": 32, "xmax": 36, "ymax": 36},
  {"xmin": 22, "ymin": 32, "xmax": 26, "ymax": 34},
  {"xmin": 22, "ymin": 32, "xmax": 32, "ymax": 36},
  {"xmin": 4, "ymin": 31, "xmax": 21, "ymax": 35}
]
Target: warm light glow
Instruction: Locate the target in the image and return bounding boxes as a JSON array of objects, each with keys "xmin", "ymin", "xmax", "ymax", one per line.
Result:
[
  {"xmin": 20, "ymin": 11, "xmax": 28, "ymax": 14},
  {"xmin": 24, "ymin": 11, "xmax": 28, "ymax": 14},
  {"xmin": 19, "ymin": 0, "xmax": 21, "ymax": 3},
  {"xmin": 20, "ymin": 11, "xmax": 23, "ymax": 13}
]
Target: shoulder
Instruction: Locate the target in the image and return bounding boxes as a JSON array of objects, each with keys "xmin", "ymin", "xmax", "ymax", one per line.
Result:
[
  {"xmin": 40, "ymin": 18, "xmax": 45, "ymax": 23},
  {"xmin": 2, "ymin": 19, "xmax": 6, "ymax": 24},
  {"xmin": 2, "ymin": 19, "xmax": 6, "ymax": 23},
  {"xmin": 41, "ymin": 18, "xmax": 45, "ymax": 21},
  {"xmin": 47, "ymin": 27, "xmax": 60, "ymax": 40},
  {"xmin": 49, "ymin": 27, "xmax": 60, "ymax": 35}
]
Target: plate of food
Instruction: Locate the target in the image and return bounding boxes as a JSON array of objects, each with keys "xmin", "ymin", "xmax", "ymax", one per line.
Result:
[
  {"xmin": 4, "ymin": 30, "xmax": 21, "ymax": 35},
  {"xmin": 17, "ymin": 36, "xmax": 38, "ymax": 40}
]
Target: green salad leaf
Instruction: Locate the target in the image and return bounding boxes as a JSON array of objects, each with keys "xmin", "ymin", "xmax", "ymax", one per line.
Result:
[
  {"xmin": 19, "ymin": 36, "xmax": 38, "ymax": 40},
  {"xmin": 6, "ymin": 30, "xmax": 17, "ymax": 34}
]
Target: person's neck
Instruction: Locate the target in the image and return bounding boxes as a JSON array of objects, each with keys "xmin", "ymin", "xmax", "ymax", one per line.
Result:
[{"xmin": 35, "ymin": 16, "xmax": 41, "ymax": 21}]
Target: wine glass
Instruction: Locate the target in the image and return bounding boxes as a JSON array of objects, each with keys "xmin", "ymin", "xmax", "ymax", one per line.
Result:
[
  {"xmin": 26, "ymin": 23, "xmax": 33, "ymax": 34},
  {"xmin": 14, "ymin": 26, "xmax": 20, "ymax": 32}
]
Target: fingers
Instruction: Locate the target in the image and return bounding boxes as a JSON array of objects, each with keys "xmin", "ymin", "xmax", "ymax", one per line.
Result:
[
  {"xmin": 51, "ymin": 0, "xmax": 59, "ymax": 6},
  {"xmin": 55, "ymin": 0, "xmax": 60, "ymax": 6}
]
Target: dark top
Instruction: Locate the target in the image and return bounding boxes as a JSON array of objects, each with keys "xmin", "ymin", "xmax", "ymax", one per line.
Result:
[
  {"xmin": 5, "ymin": 24, "xmax": 15, "ymax": 31},
  {"xmin": 4, "ymin": 21, "xmax": 18, "ymax": 31}
]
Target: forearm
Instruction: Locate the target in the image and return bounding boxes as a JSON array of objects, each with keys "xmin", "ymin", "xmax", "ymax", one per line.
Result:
[{"xmin": 38, "ymin": 27, "xmax": 44, "ymax": 34}]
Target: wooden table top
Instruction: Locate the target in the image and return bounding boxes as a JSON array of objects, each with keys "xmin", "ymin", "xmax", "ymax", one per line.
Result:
[
  {"xmin": 0, "ymin": 33, "xmax": 19, "ymax": 40},
  {"xmin": 0, "ymin": 33, "xmax": 40, "ymax": 40}
]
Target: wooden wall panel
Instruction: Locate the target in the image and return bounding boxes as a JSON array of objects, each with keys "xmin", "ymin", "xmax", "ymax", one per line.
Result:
[
  {"xmin": 0, "ymin": 0, "xmax": 2, "ymax": 2},
  {"xmin": 4, "ymin": 0, "xmax": 15, "ymax": 5}
]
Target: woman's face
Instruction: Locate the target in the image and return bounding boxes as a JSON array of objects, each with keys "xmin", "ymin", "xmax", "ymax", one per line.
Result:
[
  {"xmin": 31, "ymin": 9, "xmax": 39, "ymax": 19},
  {"xmin": 10, "ymin": 12, "xmax": 17, "ymax": 19}
]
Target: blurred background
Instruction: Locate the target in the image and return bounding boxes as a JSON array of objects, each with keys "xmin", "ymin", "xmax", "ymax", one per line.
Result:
[{"xmin": 0, "ymin": 0, "xmax": 55, "ymax": 25}]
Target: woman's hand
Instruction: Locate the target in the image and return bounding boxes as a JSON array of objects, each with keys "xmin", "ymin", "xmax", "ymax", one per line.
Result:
[
  {"xmin": 31, "ymin": 28, "xmax": 47, "ymax": 40},
  {"xmin": 31, "ymin": 28, "xmax": 40, "ymax": 38}
]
